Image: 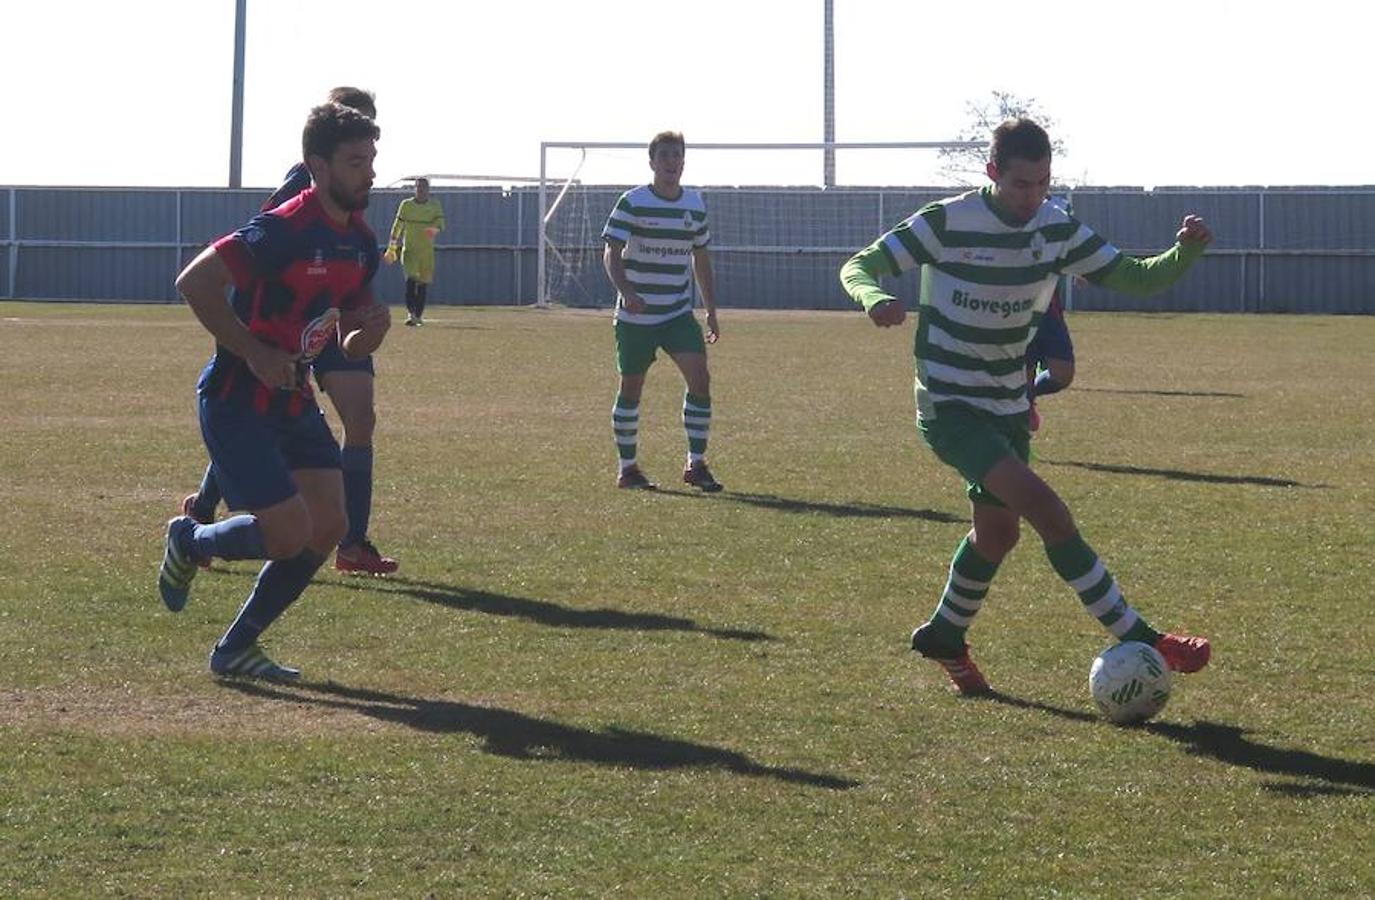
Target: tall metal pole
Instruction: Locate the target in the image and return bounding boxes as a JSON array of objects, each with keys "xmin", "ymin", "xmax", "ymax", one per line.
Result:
[
  {"xmin": 229, "ymin": 0, "xmax": 247, "ymax": 188},
  {"xmin": 823, "ymin": 0, "xmax": 835, "ymax": 187}
]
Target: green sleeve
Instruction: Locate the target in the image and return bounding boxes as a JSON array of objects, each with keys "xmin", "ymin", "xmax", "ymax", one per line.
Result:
[
  {"xmin": 1093, "ymin": 241, "xmax": 1206, "ymax": 297},
  {"xmin": 839, "ymin": 241, "xmax": 899, "ymax": 312}
]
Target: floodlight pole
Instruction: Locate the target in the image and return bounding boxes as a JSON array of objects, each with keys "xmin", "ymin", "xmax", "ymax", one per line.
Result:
[
  {"xmin": 823, "ymin": 0, "xmax": 835, "ymax": 187},
  {"xmin": 228, "ymin": 0, "xmax": 247, "ymax": 188}
]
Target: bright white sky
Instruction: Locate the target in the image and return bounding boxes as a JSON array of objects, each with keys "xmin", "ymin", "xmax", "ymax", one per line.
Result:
[{"xmin": 6, "ymin": 0, "xmax": 1370, "ymax": 189}]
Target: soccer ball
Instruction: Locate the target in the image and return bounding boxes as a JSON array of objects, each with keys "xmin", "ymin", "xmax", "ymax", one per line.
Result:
[{"xmin": 1089, "ymin": 641, "xmax": 1172, "ymax": 724}]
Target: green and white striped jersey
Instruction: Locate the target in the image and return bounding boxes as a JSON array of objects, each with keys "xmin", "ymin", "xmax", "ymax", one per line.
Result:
[
  {"xmin": 878, "ymin": 187, "xmax": 1120, "ymax": 420},
  {"xmin": 602, "ymin": 184, "xmax": 711, "ymax": 326}
]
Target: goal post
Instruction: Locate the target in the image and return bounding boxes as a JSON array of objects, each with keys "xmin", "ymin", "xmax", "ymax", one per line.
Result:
[{"xmin": 537, "ymin": 140, "xmax": 982, "ymax": 309}]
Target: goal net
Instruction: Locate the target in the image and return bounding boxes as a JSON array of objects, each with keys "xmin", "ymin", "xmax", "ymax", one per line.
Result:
[{"xmin": 537, "ymin": 141, "xmax": 980, "ymax": 310}]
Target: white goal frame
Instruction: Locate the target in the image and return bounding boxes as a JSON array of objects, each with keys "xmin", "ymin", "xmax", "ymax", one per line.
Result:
[{"xmin": 536, "ymin": 140, "xmax": 981, "ymax": 307}]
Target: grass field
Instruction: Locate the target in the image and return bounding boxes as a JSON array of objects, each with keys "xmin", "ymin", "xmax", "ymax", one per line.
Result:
[{"xmin": 1, "ymin": 301, "xmax": 1372, "ymax": 897}]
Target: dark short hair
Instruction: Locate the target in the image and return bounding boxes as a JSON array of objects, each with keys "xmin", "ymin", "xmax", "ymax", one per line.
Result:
[
  {"xmin": 303, "ymin": 102, "xmax": 381, "ymax": 162},
  {"xmin": 990, "ymin": 117, "xmax": 1051, "ymax": 170},
  {"xmin": 327, "ymin": 86, "xmax": 377, "ymax": 119},
  {"xmin": 648, "ymin": 130, "xmax": 686, "ymax": 158}
]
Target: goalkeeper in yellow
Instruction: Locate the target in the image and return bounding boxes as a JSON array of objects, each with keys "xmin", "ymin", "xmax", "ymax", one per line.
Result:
[{"xmin": 385, "ymin": 177, "xmax": 446, "ymax": 325}]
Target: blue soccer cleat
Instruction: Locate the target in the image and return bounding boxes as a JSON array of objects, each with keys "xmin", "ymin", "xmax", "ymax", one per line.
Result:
[
  {"xmin": 209, "ymin": 643, "xmax": 301, "ymax": 682},
  {"xmin": 158, "ymin": 516, "xmax": 199, "ymax": 612}
]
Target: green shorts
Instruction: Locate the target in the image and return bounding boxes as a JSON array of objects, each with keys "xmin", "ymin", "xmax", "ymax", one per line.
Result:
[
  {"xmin": 918, "ymin": 401, "xmax": 1031, "ymax": 507},
  {"xmin": 615, "ymin": 314, "xmax": 706, "ymax": 376}
]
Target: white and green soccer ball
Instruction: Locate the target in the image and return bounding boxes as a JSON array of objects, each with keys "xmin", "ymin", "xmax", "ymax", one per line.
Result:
[{"xmin": 1089, "ymin": 641, "xmax": 1172, "ymax": 724}]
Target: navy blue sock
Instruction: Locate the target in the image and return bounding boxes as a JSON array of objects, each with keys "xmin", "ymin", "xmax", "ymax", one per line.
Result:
[
  {"xmin": 340, "ymin": 445, "xmax": 374, "ymax": 547},
  {"xmin": 186, "ymin": 515, "xmax": 267, "ymax": 562},
  {"xmin": 216, "ymin": 549, "xmax": 326, "ymax": 654},
  {"xmin": 1029, "ymin": 368, "xmax": 1065, "ymax": 400},
  {"xmin": 191, "ymin": 463, "xmax": 222, "ymax": 521}
]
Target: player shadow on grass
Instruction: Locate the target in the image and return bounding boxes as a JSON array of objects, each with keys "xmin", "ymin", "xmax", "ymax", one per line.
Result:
[
  {"xmin": 220, "ymin": 679, "xmax": 859, "ymax": 791},
  {"xmin": 1076, "ymin": 386, "xmax": 1246, "ymax": 399},
  {"xmin": 982, "ymin": 690, "xmax": 1374, "ymax": 797},
  {"xmin": 321, "ymin": 574, "xmax": 775, "ymax": 643},
  {"xmin": 1040, "ymin": 459, "xmax": 1328, "ymax": 489},
  {"xmin": 657, "ymin": 489, "xmax": 965, "ymax": 523}
]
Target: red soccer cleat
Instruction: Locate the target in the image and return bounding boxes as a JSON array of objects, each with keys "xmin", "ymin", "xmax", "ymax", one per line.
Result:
[
  {"xmin": 1154, "ymin": 632, "xmax": 1212, "ymax": 673},
  {"xmin": 335, "ymin": 540, "xmax": 399, "ymax": 575},
  {"xmin": 911, "ymin": 624, "xmax": 992, "ymax": 695}
]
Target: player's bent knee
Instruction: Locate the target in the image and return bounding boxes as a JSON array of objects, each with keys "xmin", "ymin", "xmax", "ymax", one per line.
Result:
[
  {"xmin": 312, "ymin": 509, "xmax": 349, "ymax": 552},
  {"xmin": 261, "ymin": 524, "xmax": 311, "ymax": 560},
  {"xmin": 253, "ymin": 496, "xmax": 313, "ymax": 559}
]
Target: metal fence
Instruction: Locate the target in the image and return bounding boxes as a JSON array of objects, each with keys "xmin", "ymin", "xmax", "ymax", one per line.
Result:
[{"xmin": 3, "ymin": 184, "xmax": 1373, "ymax": 313}]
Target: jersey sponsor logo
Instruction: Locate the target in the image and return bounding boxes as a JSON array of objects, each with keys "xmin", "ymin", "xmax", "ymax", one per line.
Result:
[
  {"xmin": 640, "ymin": 243, "xmax": 691, "ymax": 259},
  {"xmin": 299, "ymin": 307, "xmax": 340, "ymax": 361},
  {"xmin": 950, "ymin": 289, "xmax": 1035, "ymax": 319}
]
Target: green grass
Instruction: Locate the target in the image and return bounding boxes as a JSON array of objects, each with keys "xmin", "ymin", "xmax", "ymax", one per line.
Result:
[{"xmin": 1, "ymin": 302, "xmax": 1372, "ymax": 897}]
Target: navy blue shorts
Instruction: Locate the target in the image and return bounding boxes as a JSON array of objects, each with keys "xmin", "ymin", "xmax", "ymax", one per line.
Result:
[
  {"xmin": 1027, "ymin": 299, "xmax": 1074, "ymax": 366},
  {"xmin": 311, "ymin": 340, "xmax": 374, "ymax": 388},
  {"xmin": 198, "ymin": 393, "xmax": 341, "ymax": 512}
]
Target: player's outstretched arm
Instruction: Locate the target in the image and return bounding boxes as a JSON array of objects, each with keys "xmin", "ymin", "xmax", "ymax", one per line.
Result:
[
  {"xmin": 840, "ymin": 243, "xmax": 905, "ymax": 328},
  {"xmin": 1093, "ymin": 215, "xmax": 1215, "ymax": 298},
  {"xmin": 175, "ymin": 246, "xmax": 298, "ymax": 389}
]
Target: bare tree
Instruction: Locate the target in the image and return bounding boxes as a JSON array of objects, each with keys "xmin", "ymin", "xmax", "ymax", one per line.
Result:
[{"xmin": 937, "ymin": 91, "xmax": 1069, "ymax": 186}]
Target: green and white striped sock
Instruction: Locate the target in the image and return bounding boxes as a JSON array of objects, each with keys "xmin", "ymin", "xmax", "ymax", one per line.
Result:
[
  {"xmin": 926, "ymin": 536, "xmax": 999, "ymax": 646},
  {"xmin": 1046, "ymin": 533, "xmax": 1160, "ymax": 643},
  {"xmin": 612, "ymin": 394, "xmax": 640, "ymax": 468},
  {"xmin": 683, "ymin": 392, "xmax": 711, "ymax": 462}
]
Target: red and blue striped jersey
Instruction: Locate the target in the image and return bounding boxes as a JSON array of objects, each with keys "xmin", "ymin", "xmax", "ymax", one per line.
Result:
[{"xmin": 199, "ymin": 187, "xmax": 380, "ymax": 416}]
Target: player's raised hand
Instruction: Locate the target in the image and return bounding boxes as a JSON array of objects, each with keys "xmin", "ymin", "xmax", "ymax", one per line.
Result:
[
  {"xmin": 1177, "ymin": 215, "xmax": 1213, "ymax": 247},
  {"xmin": 246, "ymin": 340, "xmax": 300, "ymax": 390},
  {"xmin": 705, "ymin": 310, "xmax": 720, "ymax": 344},
  {"xmin": 868, "ymin": 298, "xmax": 906, "ymax": 328}
]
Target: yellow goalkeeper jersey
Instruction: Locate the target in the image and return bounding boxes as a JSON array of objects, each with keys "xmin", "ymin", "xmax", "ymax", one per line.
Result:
[{"xmin": 390, "ymin": 197, "xmax": 446, "ymax": 250}]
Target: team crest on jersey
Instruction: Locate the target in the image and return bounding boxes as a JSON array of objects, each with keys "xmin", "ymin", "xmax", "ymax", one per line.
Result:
[
  {"xmin": 683, "ymin": 212, "xmax": 693, "ymax": 229},
  {"xmin": 299, "ymin": 307, "xmax": 340, "ymax": 362},
  {"xmin": 243, "ymin": 226, "xmax": 265, "ymax": 244},
  {"xmin": 1030, "ymin": 232, "xmax": 1046, "ymax": 262},
  {"xmin": 306, "ymin": 249, "xmax": 327, "ymax": 276}
]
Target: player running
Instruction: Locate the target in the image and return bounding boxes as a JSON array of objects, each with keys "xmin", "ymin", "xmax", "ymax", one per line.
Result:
[
  {"xmin": 840, "ymin": 117, "xmax": 1213, "ymax": 695},
  {"xmin": 159, "ymin": 102, "xmax": 390, "ymax": 680}
]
